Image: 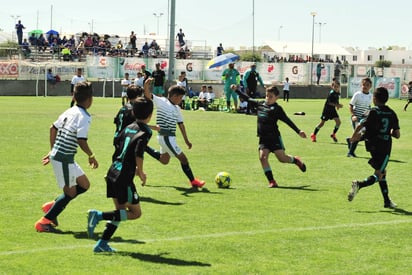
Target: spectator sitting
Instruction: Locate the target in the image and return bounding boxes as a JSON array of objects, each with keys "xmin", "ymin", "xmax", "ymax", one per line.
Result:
[
  {"xmin": 84, "ymin": 36, "xmax": 93, "ymax": 52},
  {"xmin": 142, "ymin": 42, "xmax": 149, "ymax": 57},
  {"xmin": 49, "ymin": 38, "xmax": 60, "ymax": 55},
  {"xmin": 61, "ymin": 46, "xmax": 72, "ymax": 61},
  {"xmin": 194, "ymin": 85, "xmax": 207, "ymax": 110},
  {"xmin": 237, "ymin": 97, "xmax": 248, "ymax": 113},
  {"xmin": 205, "ymin": 85, "xmax": 216, "ymax": 110},
  {"xmin": 21, "ymin": 38, "xmax": 31, "ymax": 58},
  {"xmin": 47, "ymin": 69, "xmax": 60, "ymax": 85},
  {"xmin": 29, "ymin": 33, "xmax": 37, "ymax": 46},
  {"xmin": 37, "ymin": 34, "xmax": 47, "ymax": 52},
  {"xmin": 188, "ymin": 86, "xmax": 198, "ymax": 98},
  {"xmin": 184, "ymin": 46, "xmax": 191, "ymax": 59},
  {"xmin": 177, "ymin": 47, "xmax": 186, "ymax": 59}
]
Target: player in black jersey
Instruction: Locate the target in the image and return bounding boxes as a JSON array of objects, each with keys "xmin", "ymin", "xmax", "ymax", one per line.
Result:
[
  {"xmin": 348, "ymin": 87, "xmax": 400, "ymax": 208},
  {"xmin": 88, "ymin": 97, "xmax": 154, "ymax": 252},
  {"xmin": 234, "ymin": 85, "xmax": 307, "ymax": 188},
  {"xmin": 310, "ymin": 81, "xmax": 343, "ymax": 142},
  {"xmin": 113, "ymin": 85, "xmax": 166, "ymax": 163}
]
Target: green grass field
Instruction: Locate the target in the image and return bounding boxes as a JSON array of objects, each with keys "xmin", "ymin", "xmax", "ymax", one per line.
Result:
[{"xmin": 0, "ymin": 95, "xmax": 411, "ymax": 274}]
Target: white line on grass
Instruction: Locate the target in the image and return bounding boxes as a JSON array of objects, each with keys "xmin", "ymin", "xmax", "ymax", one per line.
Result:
[{"xmin": 2, "ymin": 219, "xmax": 410, "ymax": 256}]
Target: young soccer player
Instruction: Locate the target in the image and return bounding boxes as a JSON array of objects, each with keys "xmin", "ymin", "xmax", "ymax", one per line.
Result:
[
  {"xmin": 35, "ymin": 82, "xmax": 99, "ymax": 232},
  {"xmin": 346, "ymin": 77, "xmax": 373, "ymax": 157},
  {"xmin": 310, "ymin": 81, "xmax": 343, "ymax": 142},
  {"xmin": 347, "ymin": 87, "xmax": 400, "ymax": 208},
  {"xmin": 120, "ymin": 72, "xmax": 131, "ymax": 106},
  {"xmin": 234, "ymin": 85, "xmax": 307, "ymax": 188},
  {"xmin": 143, "ymin": 78, "xmax": 206, "ymax": 188},
  {"xmin": 403, "ymin": 81, "xmax": 412, "ymax": 111},
  {"xmin": 70, "ymin": 68, "xmax": 86, "ymax": 107},
  {"xmin": 113, "ymin": 85, "xmax": 163, "ymax": 162},
  {"xmin": 88, "ymin": 97, "xmax": 154, "ymax": 252}
]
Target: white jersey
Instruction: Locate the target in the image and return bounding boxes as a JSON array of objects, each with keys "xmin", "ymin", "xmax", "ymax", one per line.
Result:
[
  {"xmin": 121, "ymin": 78, "xmax": 131, "ymax": 95},
  {"xmin": 121, "ymin": 78, "xmax": 131, "ymax": 87},
  {"xmin": 283, "ymin": 81, "xmax": 290, "ymax": 91},
  {"xmin": 50, "ymin": 105, "xmax": 91, "ymax": 162},
  {"xmin": 206, "ymin": 92, "xmax": 216, "ymax": 101},
  {"xmin": 71, "ymin": 75, "xmax": 86, "ymax": 85},
  {"xmin": 350, "ymin": 91, "xmax": 372, "ymax": 119},
  {"xmin": 152, "ymin": 94, "xmax": 183, "ymax": 136},
  {"xmin": 134, "ymin": 77, "xmax": 144, "ymax": 87}
]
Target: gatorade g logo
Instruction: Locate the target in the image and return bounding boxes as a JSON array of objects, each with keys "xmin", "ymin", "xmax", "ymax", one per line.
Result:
[
  {"xmin": 292, "ymin": 66, "xmax": 298, "ymax": 75},
  {"xmin": 186, "ymin": 63, "xmax": 193, "ymax": 72}
]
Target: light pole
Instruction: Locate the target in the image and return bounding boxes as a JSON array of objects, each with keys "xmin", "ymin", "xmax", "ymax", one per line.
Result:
[
  {"xmin": 10, "ymin": 15, "xmax": 21, "ymax": 42},
  {"xmin": 153, "ymin": 12, "xmax": 164, "ymax": 35},
  {"xmin": 278, "ymin": 25, "xmax": 283, "ymax": 41},
  {"xmin": 316, "ymin": 22, "xmax": 326, "ymax": 43},
  {"xmin": 310, "ymin": 12, "xmax": 317, "ymax": 86}
]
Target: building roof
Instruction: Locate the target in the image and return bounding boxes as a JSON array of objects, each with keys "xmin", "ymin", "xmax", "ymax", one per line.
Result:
[{"xmin": 264, "ymin": 41, "xmax": 352, "ymax": 56}]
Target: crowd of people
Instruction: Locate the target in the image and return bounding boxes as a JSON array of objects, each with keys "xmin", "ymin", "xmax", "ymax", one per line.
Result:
[{"xmin": 15, "ymin": 20, "xmax": 196, "ymax": 61}]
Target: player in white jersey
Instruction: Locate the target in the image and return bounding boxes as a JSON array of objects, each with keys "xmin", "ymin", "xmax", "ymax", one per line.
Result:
[
  {"xmin": 35, "ymin": 82, "xmax": 99, "ymax": 233},
  {"xmin": 346, "ymin": 77, "xmax": 373, "ymax": 157},
  {"xmin": 70, "ymin": 68, "xmax": 86, "ymax": 107},
  {"xmin": 120, "ymin": 73, "xmax": 131, "ymax": 106},
  {"xmin": 143, "ymin": 78, "xmax": 206, "ymax": 188}
]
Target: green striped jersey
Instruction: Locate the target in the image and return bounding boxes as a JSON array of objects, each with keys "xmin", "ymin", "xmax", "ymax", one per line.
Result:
[{"xmin": 50, "ymin": 106, "xmax": 91, "ymax": 162}]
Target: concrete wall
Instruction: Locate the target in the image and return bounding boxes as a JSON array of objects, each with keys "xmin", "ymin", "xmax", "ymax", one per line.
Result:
[{"xmin": 0, "ymin": 80, "xmax": 348, "ymax": 98}]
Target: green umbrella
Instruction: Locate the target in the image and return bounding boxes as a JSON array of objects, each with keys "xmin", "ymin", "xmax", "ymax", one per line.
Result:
[{"xmin": 28, "ymin": 30, "xmax": 43, "ymax": 38}]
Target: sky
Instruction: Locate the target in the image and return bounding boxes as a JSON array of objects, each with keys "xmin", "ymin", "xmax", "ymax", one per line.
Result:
[{"xmin": 1, "ymin": 0, "xmax": 411, "ymax": 50}]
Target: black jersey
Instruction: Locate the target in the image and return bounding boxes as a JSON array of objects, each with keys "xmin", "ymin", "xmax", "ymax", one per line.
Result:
[
  {"xmin": 362, "ymin": 105, "xmax": 399, "ymax": 154},
  {"xmin": 323, "ymin": 90, "xmax": 340, "ymax": 113},
  {"xmin": 107, "ymin": 122, "xmax": 152, "ymax": 184},
  {"xmin": 113, "ymin": 103, "xmax": 135, "ymax": 142},
  {"xmin": 256, "ymin": 102, "xmax": 300, "ymax": 138}
]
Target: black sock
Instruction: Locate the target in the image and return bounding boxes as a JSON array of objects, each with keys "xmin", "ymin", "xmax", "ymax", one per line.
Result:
[
  {"xmin": 314, "ymin": 127, "xmax": 320, "ymax": 135},
  {"xmin": 349, "ymin": 141, "xmax": 358, "ymax": 154},
  {"xmin": 333, "ymin": 126, "xmax": 339, "ymax": 134},
  {"xmin": 45, "ymin": 193, "xmax": 73, "ymax": 220},
  {"xmin": 145, "ymin": 146, "xmax": 160, "ymax": 160},
  {"xmin": 102, "ymin": 210, "xmax": 122, "ymax": 221},
  {"xmin": 76, "ymin": 185, "xmax": 88, "ymax": 196},
  {"xmin": 181, "ymin": 163, "xmax": 195, "ymax": 182},
  {"xmin": 101, "ymin": 222, "xmax": 118, "ymax": 241},
  {"xmin": 264, "ymin": 168, "xmax": 274, "ymax": 182},
  {"xmin": 379, "ymin": 178, "xmax": 390, "ymax": 203},
  {"xmin": 360, "ymin": 175, "xmax": 378, "ymax": 188}
]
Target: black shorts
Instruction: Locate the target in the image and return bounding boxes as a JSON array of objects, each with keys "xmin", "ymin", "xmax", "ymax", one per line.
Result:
[
  {"xmin": 258, "ymin": 136, "xmax": 285, "ymax": 152},
  {"xmin": 368, "ymin": 151, "xmax": 390, "ymax": 173},
  {"xmin": 106, "ymin": 174, "xmax": 140, "ymax": 205},
  {"xmin": 321, "ymin": 109, "xmax": 338, "ymax": 121}
]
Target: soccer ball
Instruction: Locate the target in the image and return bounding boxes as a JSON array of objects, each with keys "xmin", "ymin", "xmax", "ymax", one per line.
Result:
[{"xmin": 215, "ymin": 172, "xmax": 232, "ymax": 188}]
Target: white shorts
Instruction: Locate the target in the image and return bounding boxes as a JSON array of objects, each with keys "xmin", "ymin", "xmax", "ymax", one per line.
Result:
[
  {"xmin": 157, "ymin": 135, "xmax": 182, "ymax": 157},
  {"xmin": 121, "ymin": 91, "xmax": 127, "ymax": 97},
  {"xmin": 51, "ymin": 159, "xmax": 85, "ymax": 189}
]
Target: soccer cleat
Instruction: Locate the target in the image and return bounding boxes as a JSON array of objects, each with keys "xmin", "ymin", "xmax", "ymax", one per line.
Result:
[
  {"xmin": 93, "ymin": 240, "xmax": 117, "ymax": 253},
  {"xmin": 346, "ymin": 138, "xmax": 351, "ymax": 150},
  {"xmin": 347, "ymin": 153, "xmax": 357, "ymax": 158},
  {"xmin": 348, "ymin": 180, "xmax": 360, "ymax": 201},
  {"xmin": 35, "ymin": 217, "xmax": 58, "ymax": 233},
  {"xmin": 41, "ymin": 201, "xmax": 58, "ymax": 226},
  {"xmin": 310, "ymin": 133, "xmax": 316, "ymax": 142},
  {"xmin": 384, "ymin": 200, "xmax": 397, "ymax": 209},
  {"xmin": 268, "ymin": 180, "xmax": 278, "ymax": 188},
  {"xmin": 87, "ymin": 209, "xmax": 100, "ymax": 238},
  {"xmin": 330, "ymin": 133, "xmax": 338, "ymax": 143},
  {"xmin": 294, "ymin": 156, "xmax": 306, "ymax": 172},
  {"xmin": 191, "ymin": 178, "xmax": 206, "ymax": 188}
]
